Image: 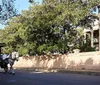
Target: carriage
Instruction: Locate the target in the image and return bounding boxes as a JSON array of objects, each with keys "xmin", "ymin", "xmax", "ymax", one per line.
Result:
[
  {"xmin": 0, "ymin": 42, "xmax": 19, "ymax": 75},
  {"xmin": 0, "ymin": 58, "xmax": 8, "ymax": 72},
  {"xmin": 0, "ymin": 42, "xmax": 8, "ymax": 72}
]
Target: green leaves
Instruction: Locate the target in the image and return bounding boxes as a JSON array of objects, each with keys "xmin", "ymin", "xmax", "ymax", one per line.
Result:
[{"xmin": 0, "ymin": 0, "xmax": 100, "ymax": 56}]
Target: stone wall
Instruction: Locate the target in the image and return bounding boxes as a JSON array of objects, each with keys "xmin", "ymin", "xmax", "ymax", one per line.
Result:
[{"xmin": 14, "ymin": 51, "xmax": 100, "ymax": 70}]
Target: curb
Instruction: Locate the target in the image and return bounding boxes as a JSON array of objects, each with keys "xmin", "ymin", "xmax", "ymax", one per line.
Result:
[
  {"xmin": 57, "ymin": 69, "xmax": 100, "ymax": 76},
  {"xmin": 15, "ymin": 68, "xmax": 100, "ymax": 76}
]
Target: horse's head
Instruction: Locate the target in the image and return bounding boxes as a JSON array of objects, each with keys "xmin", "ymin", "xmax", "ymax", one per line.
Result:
[{"xmin": 12, "ymin": 51, "xmax": 19, "ymax": 61}]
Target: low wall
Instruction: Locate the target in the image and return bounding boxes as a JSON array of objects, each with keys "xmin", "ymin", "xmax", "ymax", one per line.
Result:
[{"xmin": 14, "ymin": 51, "xmax": 100, "ymax": 70}]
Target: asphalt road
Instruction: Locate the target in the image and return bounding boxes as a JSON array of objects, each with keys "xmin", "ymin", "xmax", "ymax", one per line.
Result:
[{"xmin": 0, "ymin": 69, "xmax": 100, "ymax": 85}]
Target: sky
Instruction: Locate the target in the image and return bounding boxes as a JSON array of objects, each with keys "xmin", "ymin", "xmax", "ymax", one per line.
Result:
[
  {"xmin": 0, "ymin": 0, "xmax": 42, "ymax": 29},
  {"xmin": 15, "ymin": 0, "xmax": 42, "ymax": 13}
]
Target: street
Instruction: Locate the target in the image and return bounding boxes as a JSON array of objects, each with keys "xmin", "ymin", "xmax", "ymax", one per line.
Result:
[{"xmin": 0, "ymin": 70, "xmax": 100, "ymax": 85}]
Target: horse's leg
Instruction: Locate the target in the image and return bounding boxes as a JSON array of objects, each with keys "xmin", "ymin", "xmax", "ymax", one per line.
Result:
[{"xmin": 9, "ymin": 62, "xmax": 15, "ymax": 75}]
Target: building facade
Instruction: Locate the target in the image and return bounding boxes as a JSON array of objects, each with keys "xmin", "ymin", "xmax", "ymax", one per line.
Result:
[{"xmin": 84, "ymin": 5, "xmax": 100, "ymax": 51}]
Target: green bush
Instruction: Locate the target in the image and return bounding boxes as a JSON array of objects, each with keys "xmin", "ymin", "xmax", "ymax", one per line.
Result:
[{"xmin": 80, "ymin": 40, "xmax": 96, "ymax": 52}]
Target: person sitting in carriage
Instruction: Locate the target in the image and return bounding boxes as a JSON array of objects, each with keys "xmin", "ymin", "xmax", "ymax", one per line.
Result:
[
  {"xmin": 2, "ymin": 53, "xmax": 9, "ymax": 60},
  {"xmin": 0, "ymin": 53, "xmax": 9, "ymax": 72}
]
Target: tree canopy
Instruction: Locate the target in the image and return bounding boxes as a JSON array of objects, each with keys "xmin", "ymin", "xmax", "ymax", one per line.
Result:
[{"xmin": 0, "ymin": 0, "xmax": 99, "ymax": 56}]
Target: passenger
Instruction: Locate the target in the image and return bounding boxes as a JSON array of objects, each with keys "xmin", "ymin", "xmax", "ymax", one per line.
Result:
[{"xmin": 2, "ymin": 53, "xmax": 9, "ymax": 60}]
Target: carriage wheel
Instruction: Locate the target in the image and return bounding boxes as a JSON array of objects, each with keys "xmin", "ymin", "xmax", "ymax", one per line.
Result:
[
  {"xmin": 3, "ymin": 62, "xmax": 8, "ymax": 73},
  {"xmin": 4, "ymin": 67, "xmax": 8, "ymax": 73}
]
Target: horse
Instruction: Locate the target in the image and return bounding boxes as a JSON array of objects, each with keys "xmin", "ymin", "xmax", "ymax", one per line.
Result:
[{"xmin": 0, "ymin": 51, "xmax": 19, "ymax": 75}]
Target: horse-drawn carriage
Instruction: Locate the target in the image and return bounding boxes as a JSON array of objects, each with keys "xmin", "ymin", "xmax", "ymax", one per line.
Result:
[{"xmin": 0, "ymin": 42, "xmax": 19, "ymax": 74}]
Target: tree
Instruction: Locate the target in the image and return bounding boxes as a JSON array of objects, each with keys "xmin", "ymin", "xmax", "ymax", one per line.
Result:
[
  {"xmin": 1, "ymin": 0, "xmax": 100, "ymax": 56},
  {"xmin": 0, "ymin": 0, "xmax": 18, "ymax": 24}
]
